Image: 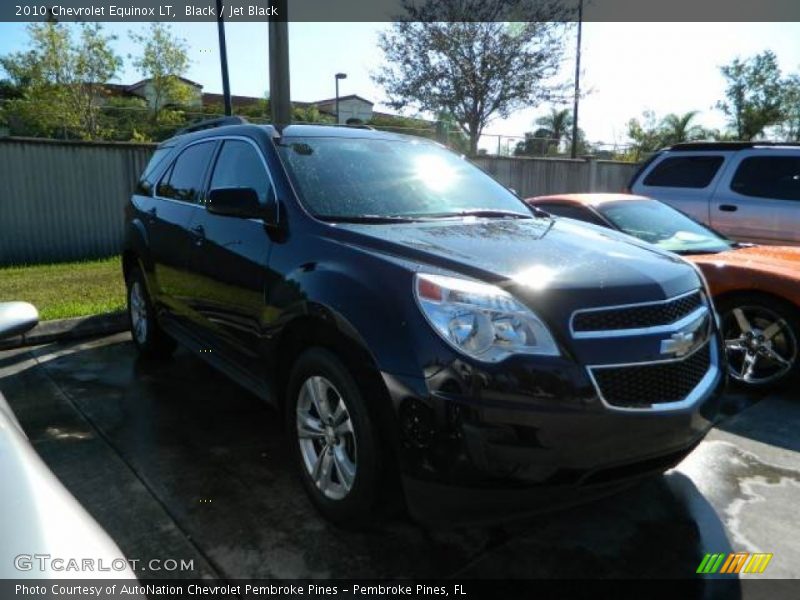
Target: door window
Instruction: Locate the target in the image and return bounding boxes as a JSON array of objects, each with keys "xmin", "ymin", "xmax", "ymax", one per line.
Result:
[
  {"xmin": 209, "ymin": 140, "xmax": 274, "ymax": 204},
  {"xmin": 730, "ymin": 156, "xmax": 800, "ymax": 201},
  {"xmin": 643, "ymin": 155, "xmax": 724, "ymax": 188},
  {"xmin": 156, "ymin": 141, "xmax": 216, "ymax": 203}
]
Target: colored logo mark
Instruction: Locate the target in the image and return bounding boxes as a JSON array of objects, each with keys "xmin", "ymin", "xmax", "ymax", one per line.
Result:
[{"xmin": 697, "ymin": 552, "xmax": 773, "ymax": 574}]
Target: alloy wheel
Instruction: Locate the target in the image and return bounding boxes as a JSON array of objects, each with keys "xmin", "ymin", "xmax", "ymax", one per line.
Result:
[
  {"xmin": 129, "ymin": 280, "xmax": 148, "ymax": 346},
  {"xmin": 723, "ymin": 305, "xmax": 798, "ymax": 385},
  {"xmin": 296, "ymin": 375, "xmax": 357, "ymax": 500}
]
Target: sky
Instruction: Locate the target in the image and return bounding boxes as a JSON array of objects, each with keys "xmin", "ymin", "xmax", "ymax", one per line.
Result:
[{"xmin": 1, "ymin": 21, "xmax": 798, "ymax": 151}]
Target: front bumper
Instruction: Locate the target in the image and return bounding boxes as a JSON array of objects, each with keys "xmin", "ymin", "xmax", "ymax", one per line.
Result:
[{"xmin": 383, "ymin": 339, "xmax": 725, "ymax": 523}]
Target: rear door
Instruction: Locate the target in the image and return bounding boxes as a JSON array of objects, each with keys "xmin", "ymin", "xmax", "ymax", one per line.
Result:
[
  {"xmin": 147, "ymin": 140, "xmax": 217, "ymax": 320},
  {"xmin": 710, "ymin": 151, "xmax": 800, "ymax": 245},
  {"xmin": 631, "ymin": 152, "xmax": 729, "ymax": 225},
  {"xmin": 184, "ymin": 137, "xmax": 278, "ymax": 376}
]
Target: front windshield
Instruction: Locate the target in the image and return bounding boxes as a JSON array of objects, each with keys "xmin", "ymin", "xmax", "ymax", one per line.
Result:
[
  {"xmin": 276, "ymin": 137, "xmax": 532, "ymax": 220},
  {"xmin": 599, "ymin": 200, "xmax": 732, "ymax": 254}
]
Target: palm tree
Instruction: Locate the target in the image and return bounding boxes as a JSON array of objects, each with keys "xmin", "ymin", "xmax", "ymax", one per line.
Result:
[
  {"xmin": 535, "ymin": 108, "xmax": 573, "ymax": 151},
  {"xmin": 660, "ymin": 111, "xmax": 707, "ymax": 145}
]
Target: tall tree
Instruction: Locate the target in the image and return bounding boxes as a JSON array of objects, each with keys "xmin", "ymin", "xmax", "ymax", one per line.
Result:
[
  {"xmin": 716, "ymin": 51, "xmax": 784, "ymax": 140},
  {"xmin": 0, "ymin": 22, "xmax": 120, "ymax": 139},
  {"xmin": 373, "ymin": 0, "xmax": 571, "ymax": 155},
  {"xmin": 129, "ymin": 24, "xmax": 191, "ymax": 122}
]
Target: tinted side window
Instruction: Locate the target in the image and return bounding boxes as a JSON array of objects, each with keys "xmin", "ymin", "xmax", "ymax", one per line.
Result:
[
  {"xmin": 643, "ymin": 156, "xmax": 724, "ymax": 188},
  {"xmin": 209, "ymin": 140, "xmax": 274, "ymax": 204},
  {"xmin": 537, "ymin": 203, "xmax": 609, "ymax": 227},
  {"xmin": 136, "ymin": 146, "xmax": 173, "ymax": 195},
  {"xmin": 730, "ymin": 156, "xmax": 800, "ymax": 201},
  {"xmin": 156, "ymin": 142, "xmax": 216, "ymax": 203}
]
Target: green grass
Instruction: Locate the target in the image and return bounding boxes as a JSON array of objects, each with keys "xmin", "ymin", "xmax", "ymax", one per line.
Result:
[{"xmin": 0, "ymin": 256, "xmax": 126, "ymax": 321}]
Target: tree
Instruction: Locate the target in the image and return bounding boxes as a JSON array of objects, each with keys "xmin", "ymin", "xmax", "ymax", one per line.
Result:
[
  {"xmin": 514, "ymin": 128, "xmax": 552, "ymax": 156},
  {"xmin": 129, "ymin": 24, "xmax": 191, "ymax": 122},
  {"xmin": 777, "ymin": 73, "xmax": 800, "ymax": 141},
  {"xmin": 0, "ymin": 22, "xmax": 121, "ymax": 139},
  {"xmin": 536, "ymin": 108, "xmax": 572, "ymax": 150},
  {"xmin": 717, "ymin": 51, "xmax": 785, "ymax": 140},
  {"xmin": 373, "ymin": 0, "xmax": 571, "ymax": 156},
  {"xmin": 625, "ymin": 110, "xmax": 663, "ymax": 161},
  {"xmin": 659, "ymin": 111, "xmax": 707, "ymax": 146}
]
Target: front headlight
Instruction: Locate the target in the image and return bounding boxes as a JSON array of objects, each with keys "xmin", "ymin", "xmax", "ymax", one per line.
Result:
[{"xmin": 414, "ymin": 273, "xmax": 560, "ymax": 362}]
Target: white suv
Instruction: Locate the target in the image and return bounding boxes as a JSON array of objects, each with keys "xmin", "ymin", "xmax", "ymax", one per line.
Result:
[{"xmin": 629, "ymin": 142, "xmax": 800, "ymax": 246}]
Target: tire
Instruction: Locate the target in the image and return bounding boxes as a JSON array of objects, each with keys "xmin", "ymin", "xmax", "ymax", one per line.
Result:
[
  {"xmin": 286, "ymin": 348, "xmax": 382, "ymax": 526},
  {"xmin": 126, "ymin": 266, "xmax": 176, "ymax": 358},
  {"xmin": 716, "ymin": 293, "xmax": 800, "ymax": 390}
]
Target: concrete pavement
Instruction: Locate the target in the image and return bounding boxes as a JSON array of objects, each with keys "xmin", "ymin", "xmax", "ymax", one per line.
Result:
[{"xmin": 0, "ymin": 333, "xmax": 798, "ymax": 586}]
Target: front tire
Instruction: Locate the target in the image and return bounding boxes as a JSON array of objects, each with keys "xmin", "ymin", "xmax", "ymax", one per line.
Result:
[
  {"xmin": 717, "ymin": 293, "xmax": 799, "ymax": 390},
  {"xmin": 126, "ymin": 266, "xmax": 176, "ymax": 358},
  {"xmin": 286, "ymin": 348, "xmax": 382, "ymax": 526}
]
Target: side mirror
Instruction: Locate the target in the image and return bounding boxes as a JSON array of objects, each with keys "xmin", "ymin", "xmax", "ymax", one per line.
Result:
[
  {"xmin": 0, "ymin": 302, "xmax": 39, "ymax": 340},
  {"xmin": 207, "ymin": 187, "xmax": 275, "ymax": 222}
]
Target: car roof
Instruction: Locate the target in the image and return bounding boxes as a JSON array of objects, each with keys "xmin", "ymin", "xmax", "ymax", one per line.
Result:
[
  {"xmin": 663, "ymin": 141, "xmax": 800, "ymax": 152},
  {"xmin": 159, "ymin": 121, "xmax": 426, "ymax": 148},
  {"xmin": 529, "ymin": 193, "xmax": 652, "ymax": 207}
]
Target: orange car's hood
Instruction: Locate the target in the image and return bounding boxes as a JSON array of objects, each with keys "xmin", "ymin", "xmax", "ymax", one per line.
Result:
[
  {"xmin": 690, "ymin": 245, "xmax": 800, "ymax": 305},
  {"xmin": 691, "ymin": 245, "xmax": 800, "ymax": 277}
]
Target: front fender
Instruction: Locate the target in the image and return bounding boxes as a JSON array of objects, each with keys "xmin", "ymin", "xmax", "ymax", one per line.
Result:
[{"xmin": 273, "ymin": 259, "xmax": 424, "ymax": 378}]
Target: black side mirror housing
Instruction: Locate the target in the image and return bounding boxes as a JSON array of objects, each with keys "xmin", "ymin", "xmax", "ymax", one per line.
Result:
[{"xmin": 207, "ymin": 187, "xmax": 277, "ymax": 224}]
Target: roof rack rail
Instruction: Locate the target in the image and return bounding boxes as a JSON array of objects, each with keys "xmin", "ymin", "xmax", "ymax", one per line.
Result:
[
  {"xmin": 176, "ymin": 116, "xmax": 249, "ymax": 136},
  {"xmin": 344, "ymin": 123, "xmax": 376, "ymax": 130},
  {"xmin": 669, "ymin": 141, "xmax": 800, "ymax": 152}
]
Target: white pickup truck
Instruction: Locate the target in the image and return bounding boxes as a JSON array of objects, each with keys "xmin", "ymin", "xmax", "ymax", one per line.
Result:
[{"xmin": 629, "ymin": 142, "xmax": 800, "ymax": 246}]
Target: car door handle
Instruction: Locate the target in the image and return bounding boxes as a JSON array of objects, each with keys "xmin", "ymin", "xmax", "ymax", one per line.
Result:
[
  {"xmin": 190, "ymin": 224, "xmax": 205, "ymax": 245},
  {"xmin": 719, "ymin": 204, "xmax": 738, "ymax": 212}
]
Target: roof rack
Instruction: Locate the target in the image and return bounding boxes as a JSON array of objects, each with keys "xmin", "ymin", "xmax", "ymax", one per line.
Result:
[
  {"xmin": 669, "ymin": 141, "xmax": 800, "ymax": 152},
  {"xmin": 176, "ymin": 116, "xmax": 250, "ymax": 136}
]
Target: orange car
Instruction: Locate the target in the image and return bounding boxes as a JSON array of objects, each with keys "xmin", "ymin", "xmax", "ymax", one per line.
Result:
[{"xmin": 528, "ymin": 193, "xmax": 800, "ymax": 390}]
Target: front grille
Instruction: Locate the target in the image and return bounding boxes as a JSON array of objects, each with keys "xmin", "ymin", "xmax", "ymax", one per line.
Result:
[
  {"xmin": 591, "ymin": 343, "xmax": 711, "ymax": 408},
  {"xmin": 573, "ymin": 291, "xmax": 703, "ymax": 332}
]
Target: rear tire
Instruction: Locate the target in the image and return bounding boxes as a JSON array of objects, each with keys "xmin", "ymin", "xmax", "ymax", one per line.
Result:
[
  {"xmin": 717, "ymin": 293, "xmax": 799, "ymax": 391},
  {"xmin": 126, "ymin": 266, "xmax": 176, "ymax": 359},
  {"xmin": 286, "ymin": 348, "xmax": 382, "ymax": 527}
]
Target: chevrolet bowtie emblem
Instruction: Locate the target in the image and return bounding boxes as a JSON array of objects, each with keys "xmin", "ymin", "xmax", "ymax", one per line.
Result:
[{"xmin": 661, "ymin": 331, "xmax": 697, "ymax": 357}]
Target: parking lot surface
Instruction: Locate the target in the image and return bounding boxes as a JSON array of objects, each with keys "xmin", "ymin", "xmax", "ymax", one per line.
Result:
[{"xmin": 1, "ymin": 333, "xmax": 798, "ymax": 584}]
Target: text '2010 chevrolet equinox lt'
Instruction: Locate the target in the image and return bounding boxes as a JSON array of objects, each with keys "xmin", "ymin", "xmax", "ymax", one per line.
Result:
[{"xmin": 123, "ymin": 118, "xmax": 725, "ymax": 525}]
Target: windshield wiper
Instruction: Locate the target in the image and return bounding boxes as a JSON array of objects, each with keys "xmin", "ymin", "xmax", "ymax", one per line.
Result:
[
  {"xmin": 316, "ymin": 214, "xmax": 423, "ymax": 224},
  {"xmin": 419, "ymin": 209, "xmax": 535, "ymax": 220}
]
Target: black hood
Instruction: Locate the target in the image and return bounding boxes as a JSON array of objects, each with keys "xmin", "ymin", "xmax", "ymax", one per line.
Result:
[{"xmin": 329, "ymin": 216, "xmax": 701, "ymax": 312}]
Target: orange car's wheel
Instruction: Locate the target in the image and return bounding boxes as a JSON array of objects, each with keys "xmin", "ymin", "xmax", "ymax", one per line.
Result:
[{"xmin": 717, "ymin": 293, "xmax": 799, "ymax": 390}]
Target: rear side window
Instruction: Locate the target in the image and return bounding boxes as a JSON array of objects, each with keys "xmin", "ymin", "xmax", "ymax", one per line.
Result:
[
  {"xmin": 135, "ymin": 147, "xmax": 173, "ymax": 195},
  {"xmin": 156, "ymin": 142, "xmax": 216, "ymax": 203},
  {"xmin": 730, "ymin": 156, "xmax": 800, "ymax": 201},
  {"xmin": 209, "ymin": 140, "xmax": 274, "ymax": 204},
  {"xmin": 643, "ymin": 156, "xmax": 724, "ymax": 188},
  {"xmin": 536, "ymin": 203, "xmax": 608, "ymax": 227}
]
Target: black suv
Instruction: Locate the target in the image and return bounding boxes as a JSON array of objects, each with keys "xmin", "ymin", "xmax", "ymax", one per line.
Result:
[{"xmin": 123, "ymin": 119, "xmax": 725, "ymax": 524}]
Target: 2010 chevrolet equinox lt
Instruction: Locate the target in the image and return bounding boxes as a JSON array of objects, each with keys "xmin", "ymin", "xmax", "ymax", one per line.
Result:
[{"xmin": 123, "ymin": 119, "xmax": 725, "ymax": 525}]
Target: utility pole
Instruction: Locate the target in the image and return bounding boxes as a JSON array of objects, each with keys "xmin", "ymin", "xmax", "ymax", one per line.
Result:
[
  {"xmin": 335, "ymin": 72, "xmax": 347, "ymax": 124},
  {"xmin": 216, "ymin": 0, "xmax": 232, "ymax": 116},
  {"xmin": 570, "ymin": 0, "xmax": 583, "ymax": 159},
  {"xmin": 269, "ymin": 0, "xmax": 291, "ymax": 124}
]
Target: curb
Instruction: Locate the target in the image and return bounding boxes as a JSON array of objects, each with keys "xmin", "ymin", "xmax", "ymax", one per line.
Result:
[{"xmin": 0, "ymin": 311, "xmax": 129, "ymax": 350}]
